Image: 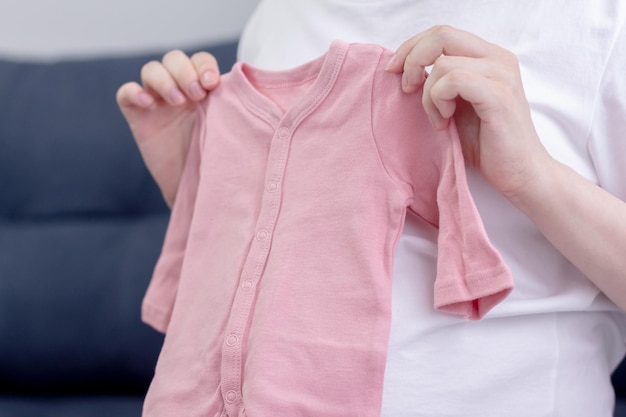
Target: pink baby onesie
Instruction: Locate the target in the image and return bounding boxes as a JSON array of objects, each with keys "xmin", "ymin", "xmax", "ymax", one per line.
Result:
[{"xmin": 141, "ymin": 40, "xmax": 513, "ymax": 417}]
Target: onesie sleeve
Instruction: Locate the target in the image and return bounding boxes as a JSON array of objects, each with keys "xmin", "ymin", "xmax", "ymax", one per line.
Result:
[
  {"xmin": 141, "ymin": 102, "xmax": 207, "ymax": 333},
  {"xmin": 370, "ymin": 51, "xmax": 513, "ymax": 319},
  {"xmin": 427, "ymin": 121, "xmax": 513, "ymax": 319}
]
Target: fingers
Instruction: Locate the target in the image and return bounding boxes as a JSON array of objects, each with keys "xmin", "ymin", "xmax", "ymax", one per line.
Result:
[
  {"xmin": 190, "ymin": 51, "xmax": 221, "ymax": 89},
  {"xmin": 162, "ymin": 50, "xmax": 220, "ymax": 100},
  {"xmin": 386, "ymin": 25, "xmax": 499, "ymax": 93},
  {"xmin": 116, "ymin": 81, "xmax": 154, "ymax": 111},
  {"xmin": 138, "ymin": 50, "xmax": 221, "ymax": 107},
  {"xmin": 423, "ymin": 69, "xmax": 490, "ymax": 130},
  {"xmin": 421, "ymin": 55, "xmax": 507, "ymax": 129},
  {"xmin": 384, "ymin": 25, "xmax": 523, "ymax": 131}
]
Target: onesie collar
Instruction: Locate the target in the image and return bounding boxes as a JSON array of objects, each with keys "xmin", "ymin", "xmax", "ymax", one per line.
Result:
[{"xmin": 230, "ymin": 40, "xmax": 349, "ymax": 129}]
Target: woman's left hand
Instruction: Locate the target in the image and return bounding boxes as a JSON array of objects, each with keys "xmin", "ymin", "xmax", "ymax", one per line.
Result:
[
  {"xmin": 385, "ymin": 25, "xmax": 551, "ymax": 201},
  {"xmin": 387, "ymin": 25, "xmax": 626, "ymax": 311}
]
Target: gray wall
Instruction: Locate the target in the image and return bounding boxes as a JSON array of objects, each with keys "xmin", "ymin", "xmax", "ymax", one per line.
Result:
[{"xmin": 0, "ymin": 0, "xmax": 258, "ymax": 60}]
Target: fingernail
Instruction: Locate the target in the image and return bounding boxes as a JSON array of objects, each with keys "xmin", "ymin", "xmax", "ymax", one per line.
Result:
[
  {"xmin": 385, "ymin": 54, "xmax": 398, "ymax": 71},
  {"xmin": 402, "ymin": 74, "xmax": 410, "ymax": 92},
  {"xmin": 202, "ymin": 70, "xmax": 218, "ymax": 86},
  {"xmin": 189, "ymin": 81, "xmax": 205, "ymax": 100},
  {"xmin": 169, "ymin": 88, "xmax": 185, "ymax": 105}
]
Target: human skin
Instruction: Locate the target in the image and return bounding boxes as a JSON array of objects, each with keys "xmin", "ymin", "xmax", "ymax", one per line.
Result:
[
  {"xmin": 117, "ymin": 25, "xmax": 626, "ymax": 310},
  {"xmin": 117, "ymin": 50, "xmax": 220, "ymax": 206}
]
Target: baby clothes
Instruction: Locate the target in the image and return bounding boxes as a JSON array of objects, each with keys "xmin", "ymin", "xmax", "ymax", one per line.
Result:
[{"xmin": 141, "ymin": 40, "xmax": 513, "ymax": 417}]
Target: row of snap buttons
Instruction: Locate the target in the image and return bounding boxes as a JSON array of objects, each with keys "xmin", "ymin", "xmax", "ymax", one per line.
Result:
[{"xmin": 221, "ymin": 125, "xmax": 291, "ymax": 414}]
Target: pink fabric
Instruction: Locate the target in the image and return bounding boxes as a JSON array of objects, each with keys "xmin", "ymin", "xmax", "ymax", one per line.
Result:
[{"xmin": 141, "ymin": 40, "xmax": 513, "ymax": 417}]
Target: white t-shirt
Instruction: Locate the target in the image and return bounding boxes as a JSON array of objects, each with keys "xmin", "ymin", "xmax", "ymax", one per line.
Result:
[{"xmin": 238, "ymin": 1, "xmax": 626, "ymax": 416}]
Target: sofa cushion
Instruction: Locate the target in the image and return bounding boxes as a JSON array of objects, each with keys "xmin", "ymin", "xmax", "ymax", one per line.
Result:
[
  {"xmin": 0, "ymin": 41, "xmax": 239, "ymax": 395},
  {"xmin": 0, "ymin": 395, "xmax": 143, "ymax": 417}
]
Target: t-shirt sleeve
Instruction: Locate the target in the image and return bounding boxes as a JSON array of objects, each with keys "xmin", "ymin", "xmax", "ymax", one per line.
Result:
[
  {"xmin": 370, "ymin": 52, "xmax": 513, "ymax": 319},
  {"xmin": 588, "ymin": 20, "xmax": 626, "ymax": 201},
  {"xmin": 141, "ymin": 103, "xmax": 207, "ymax": 333}
]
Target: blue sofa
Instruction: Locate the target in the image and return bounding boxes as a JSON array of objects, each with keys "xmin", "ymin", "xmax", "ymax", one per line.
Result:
[
  {"xmin": 0, "ymin": 39, "xmax": 625, "ymax": 416},
  {"xmin": 0, "ymin": 41, "xmax": 237, "ymax": 417}
]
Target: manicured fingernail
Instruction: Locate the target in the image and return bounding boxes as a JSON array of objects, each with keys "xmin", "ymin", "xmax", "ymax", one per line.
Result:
[
  {"xmin": 169, "ymin": 88, "xmax": 185, "ymax": 105},
  {"xmin": 202, "ymin": 70, "xmax": 218, "ymax": 86},
  {"xmin": 189, "ymin": 81, "xmax": 204, "ymax": 100},
  {"xmin": 385, "ymin": 54, "xmax": 398, "ymax": 71}
]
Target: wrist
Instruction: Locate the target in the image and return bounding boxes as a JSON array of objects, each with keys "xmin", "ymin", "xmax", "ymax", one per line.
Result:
[{"xmin": 500, "ymin": 149, "xmax": 562, "ymax": 214}]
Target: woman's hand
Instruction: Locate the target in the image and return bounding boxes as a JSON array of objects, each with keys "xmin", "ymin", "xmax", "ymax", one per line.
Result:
[
  {"xmin": 387, "ymin": 26, "xmax": 626, "ymax": 310},
  {"xmin": 385, "ymin": 25, "xmax": 551, "ymax": 201},
  {"xmin": 116, "ymin": 50, "xmax": 221, "ymax": 207}
]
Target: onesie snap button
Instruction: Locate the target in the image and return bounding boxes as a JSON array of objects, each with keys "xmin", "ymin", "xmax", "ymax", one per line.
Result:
[
  {"xmin": 256, "ymin": 230, "xmax": 270, "ymax": 241},
  {"xmin": 225, "ymin": 334, "xmax": 239, "ymax": 347},
  {"xmin": 277, "ymin": 127, "xmax": 290, "ymax": 138},
  {"xmin": 225, "ymin": 390, "xmax": 238, "ymax": 403},
  {"xmin": 241, "ymin": 280, "xmax": 254, "ymax": 291},
  {"xmin": 266, "ymin": 181, "xmax": 279, "ymax": 192}
]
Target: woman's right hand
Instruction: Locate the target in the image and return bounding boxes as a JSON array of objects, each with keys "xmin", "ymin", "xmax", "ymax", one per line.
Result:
[{"xmin": 116, "ymin": 50, "xmax": 221, "ymax": 207}]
